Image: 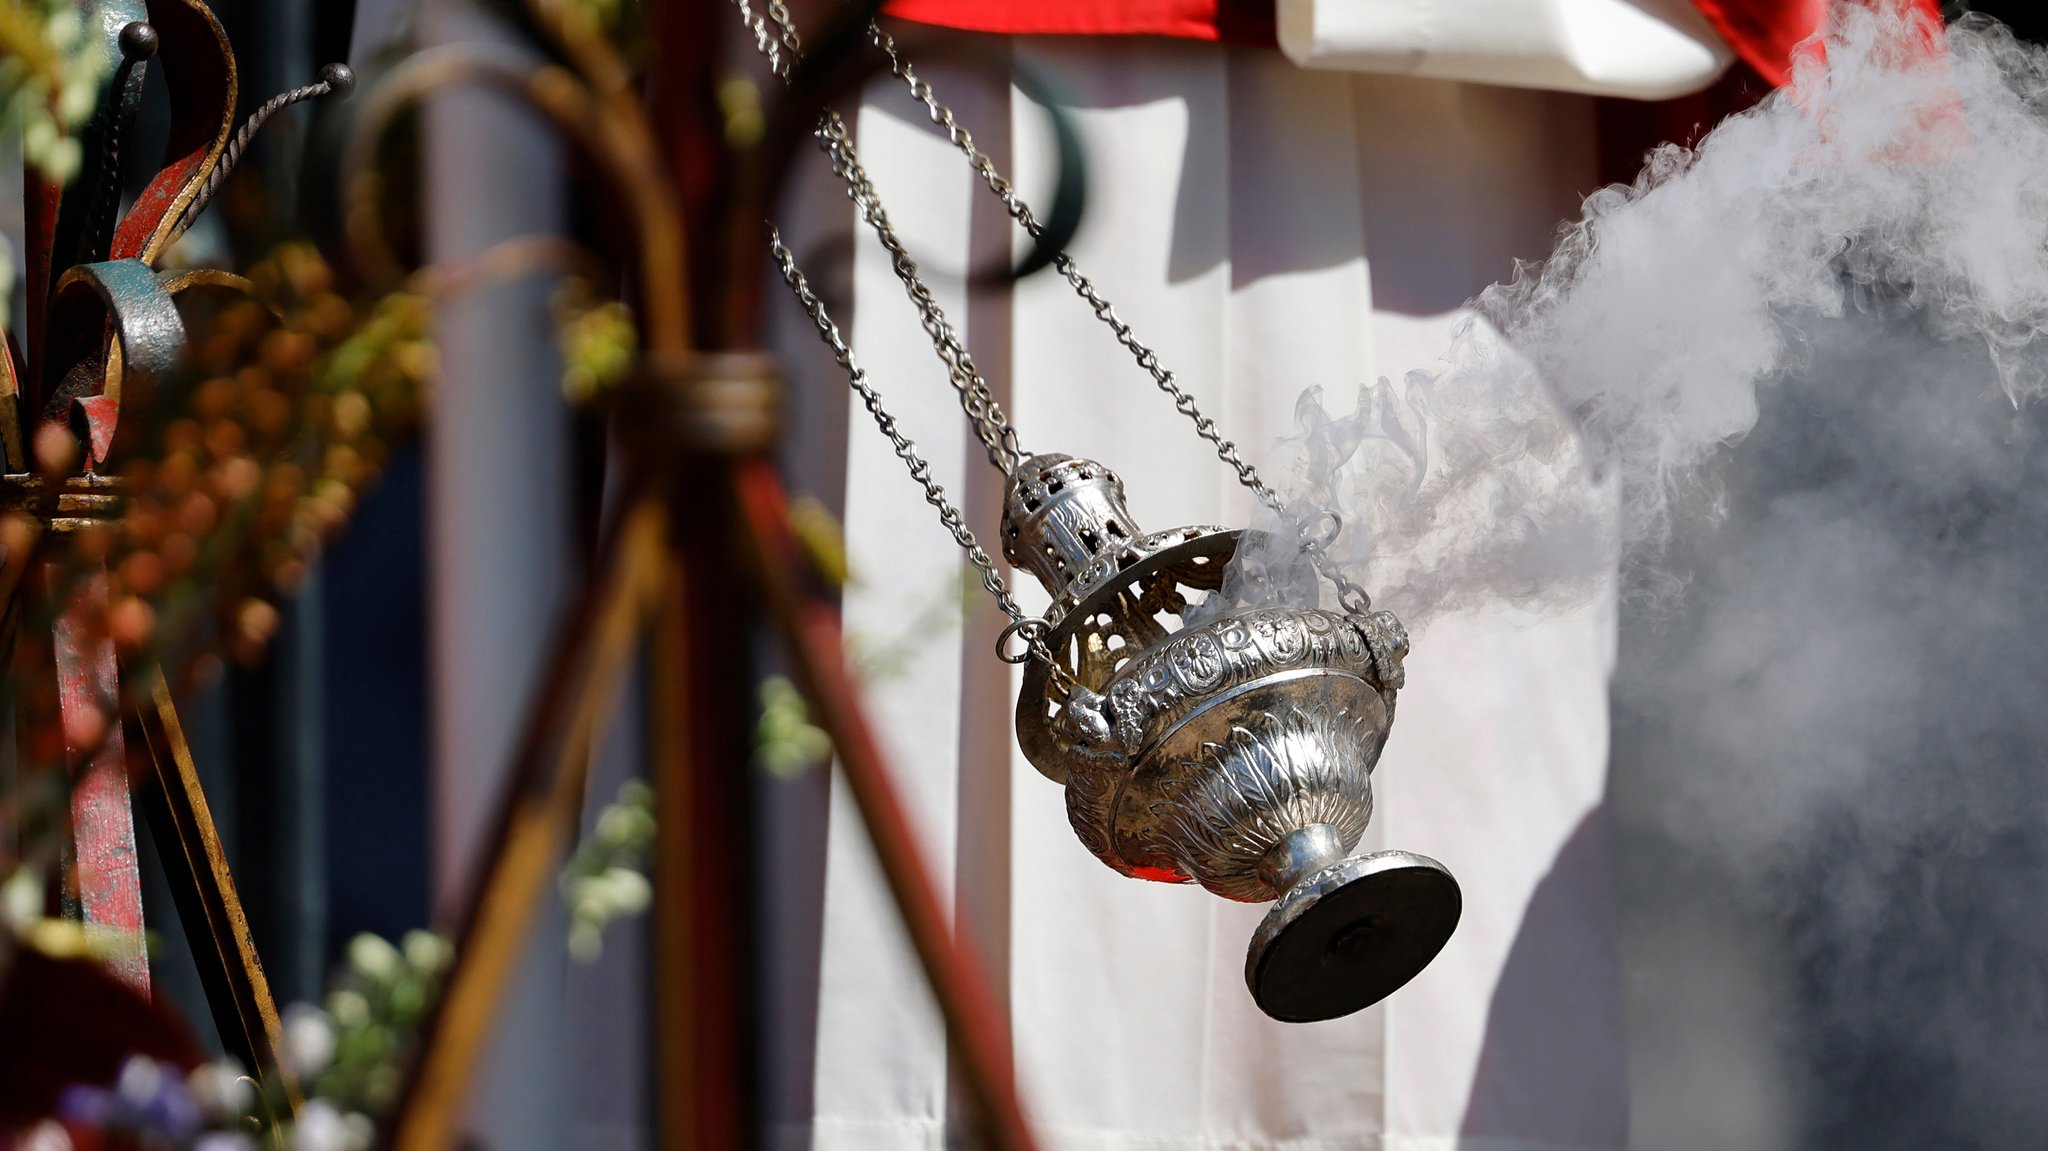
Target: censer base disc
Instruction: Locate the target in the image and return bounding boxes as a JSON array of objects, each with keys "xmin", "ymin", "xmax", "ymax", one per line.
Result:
[{"xmin": 1246, "ymin": 850, "xmax": 1462, "ymax": 1023}]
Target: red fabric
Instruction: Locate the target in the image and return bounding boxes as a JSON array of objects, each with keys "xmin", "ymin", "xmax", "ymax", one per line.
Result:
[
  {"xmin": 884, "ymin": 0, "xmax": 1275, "ymax": 45},
  {"xmin": 1691, "ymin": 0, "xmax": 1943, "ymax": 86},
  {"xmin": 1690, "ymin": 0, "xmax": 1831, "ymax": 85},
  {"xmin": 887, "ymin": 0, "xmax": 1948, "ymax": 88}
]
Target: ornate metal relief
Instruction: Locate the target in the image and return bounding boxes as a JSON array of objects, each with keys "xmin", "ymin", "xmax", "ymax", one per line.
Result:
[{"xmin": 1003, "ymin": 452, "xmax": 1461, "ymax": 1022}]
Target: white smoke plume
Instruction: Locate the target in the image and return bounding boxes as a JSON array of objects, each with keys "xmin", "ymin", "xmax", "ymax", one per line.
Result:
[
  {"xmin": 1235, "ymin": 6, "xmax": 2048, "ymax": 1140},
  {"xmin": 1238, "ymin": 3, "xmax": 2048, "ymax": 623}
]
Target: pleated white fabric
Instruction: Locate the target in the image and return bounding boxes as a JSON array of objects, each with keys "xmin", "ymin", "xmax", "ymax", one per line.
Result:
[{"xmin": 768, "ymin": 34, "xmax": 1628, "ymax": 1151}]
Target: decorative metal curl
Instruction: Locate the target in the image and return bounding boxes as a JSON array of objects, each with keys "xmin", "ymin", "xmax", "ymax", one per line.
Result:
[
  {"xmin": 339, "ymin": 43, "xmax": 690, "ymax": 352},
  {"xmin": 173, "ymin": 62, "xmax": 357, "ymax": 236},
  {"xmin": 337, "ymin": 0, "xmax": 1090, "ymax": 356}
]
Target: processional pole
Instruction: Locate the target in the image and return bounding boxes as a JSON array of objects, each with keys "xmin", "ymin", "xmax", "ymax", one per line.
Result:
[{"xmin": 366, "ymin": 2, "xmax": 1042, "ymax": 1149}]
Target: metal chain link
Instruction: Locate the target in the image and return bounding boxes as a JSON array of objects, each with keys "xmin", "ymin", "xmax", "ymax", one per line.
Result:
[
  {"xmin": 769, "ymin": 228, "xmax": 1074, "ymax": 685},
  {"xmin": 764, "ymin": 0, "xmax": 802, "ymax": 56},
  {"xmin": 864, "ymin": 26, "xmax": 1373, "ymax": 614},
  {"xmin": 737, "ymin": 0, "xmax": 801, "ymax": 79},
  {"xmin": 733, "ymin": 0, "xmax": 1028, "ymax": 476},
  {"xmin": 814, "ymin": 114, "xmax": 1027, "ymax": 476},
  {"xmin": 736, "ymin": 0, "xmax": 1069, "ymax": 681}
]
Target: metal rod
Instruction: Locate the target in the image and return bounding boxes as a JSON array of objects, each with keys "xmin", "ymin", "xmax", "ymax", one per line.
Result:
[
  {"xmin": 385, "ymin": 494, "xmax": 668, "ymax": 1151},
  {"xmin": 129, "ymin": 671, "xmax": 301, "ymax": 1112},
  {"xmin": 650, "ymin": 519, "xmax": 754, "ymax": 1150},
  {"xmin": 731, "ymin": 458, "xmax": 1042, "ymax": 1151},
  {"xmin": 74, "ymin": 22, "xmax": 159, "ymax": 266}
]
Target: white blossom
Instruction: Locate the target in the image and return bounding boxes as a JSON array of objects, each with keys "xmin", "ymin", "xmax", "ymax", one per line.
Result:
[{"xmin": 281, "ymin": 1002, "xmax": 337, "ymax": 1078}]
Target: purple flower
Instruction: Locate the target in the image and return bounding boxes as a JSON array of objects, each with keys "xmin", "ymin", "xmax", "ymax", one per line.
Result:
[
  {"xmin": 138, "ymin": 1076, "xmax": 202, "ymax": 1139},
  {"xmin": 54, "ymin": 1083, "xmax": 112, "ymax": 1126}
]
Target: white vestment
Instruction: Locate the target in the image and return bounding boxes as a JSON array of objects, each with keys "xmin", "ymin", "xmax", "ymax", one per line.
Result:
[{"xmin": 764, "ymin": 25, "xmax": 1691, "ymax": 1150}]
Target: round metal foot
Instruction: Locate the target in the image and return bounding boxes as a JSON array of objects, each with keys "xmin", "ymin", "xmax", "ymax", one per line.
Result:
[{"xmin": 1246, "ymin": 850, "xmax": 1461, "ymax": 1023}]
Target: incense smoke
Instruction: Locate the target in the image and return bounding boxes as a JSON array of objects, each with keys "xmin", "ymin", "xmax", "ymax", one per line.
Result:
[
  {"xmin": 1228, "ymin": 6, "xmax": 2048, "ymax": 1142},
  {"xmin": 1238, "ymin": 4, "xmax": 2048, "ymax": 622}
]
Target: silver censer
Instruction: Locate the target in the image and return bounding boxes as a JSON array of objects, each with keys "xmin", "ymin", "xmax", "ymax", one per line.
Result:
[{"xmin": 1004, "ymin": 454, "xmax": 1462, "ymax": 1023}]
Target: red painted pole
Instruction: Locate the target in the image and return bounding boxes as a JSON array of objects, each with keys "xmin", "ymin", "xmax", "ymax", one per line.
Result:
[
  {"xmin": 732, "ymin": 459, "xmax": 1042, "ymax": 1151},
  {"xmin": 52, "ymin": 569, "xmax": 148, "ymax": 992}
]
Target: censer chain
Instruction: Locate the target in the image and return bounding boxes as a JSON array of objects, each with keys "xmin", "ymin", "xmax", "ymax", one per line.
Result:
[
  {"xmin": 863, "ymin": 24, "xmax": 1374, "ymax": 615},
  {"xmin": 734, "ymin": 0, "xmax": 1028, "ymax": 477},
  {"xmin": 769, "ymin": 228, "xmax": 1076, "ymax": 688},
  {"xmin": 745, "ymin": 0, "xmax": 801, "ymax": 78},
  {"xmin": 742, "ymin": 0, "xmax": 1067, "ymax": 682},
  {"xmin": 814, "ymin": 114, "xmax": 1028, "ymax": 476}
]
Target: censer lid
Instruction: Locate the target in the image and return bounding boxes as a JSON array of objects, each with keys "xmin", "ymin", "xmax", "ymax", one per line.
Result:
[
  {"xmin": 1000, "ymin": 453, "xmax": 1144, "ymax": 601},
  {"xmin": 1246, "ymin": 850, "xmax": 1462, "ymax": 1023}
]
